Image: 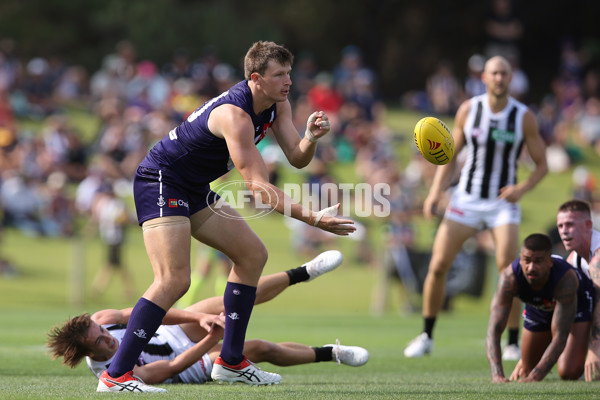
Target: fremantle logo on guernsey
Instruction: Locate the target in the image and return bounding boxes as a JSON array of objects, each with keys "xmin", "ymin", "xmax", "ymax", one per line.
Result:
[{"xmin": 207, "ymin": 180, "xmax": 391, "ymax": 220}]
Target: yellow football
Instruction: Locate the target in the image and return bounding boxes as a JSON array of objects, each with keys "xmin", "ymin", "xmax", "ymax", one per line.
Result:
[{"xmin": 413, "ymin": 116, "xmax": 454, "ymax": 165}]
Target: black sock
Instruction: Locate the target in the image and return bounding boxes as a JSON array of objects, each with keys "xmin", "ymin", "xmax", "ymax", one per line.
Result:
[
  {"xmin": 424, "ymin": 317, "xmax": 436, "ymax": 339},
  {"xmin": 508, "ymin": 328, "xmax": 519, "ymax": 346},
  {"xmin": 312, "ymin": 346, "xmax": 333, "ymax": 362},
  {"xmin": 286, "ymin": 266, "xmax": 310, "ymax": 285}
]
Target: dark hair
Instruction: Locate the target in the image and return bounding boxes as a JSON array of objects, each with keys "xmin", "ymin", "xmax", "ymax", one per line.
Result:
[
  {"xmin": 523, "ymin": 233, "xmax": 553, "ymax": 253},
  {"xmin": 558, "ymin": 199, "xmax": 591, "ymax": 216},
  {"xmin": 244, "ymin": 41, "xmax": 294, "ymax": 80},
  {"xmin": 46, "ymin": 314, "xmax": 93, "ymax": 368}
]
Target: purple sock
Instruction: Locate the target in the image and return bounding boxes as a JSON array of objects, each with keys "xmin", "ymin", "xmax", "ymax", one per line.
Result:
[
  {"xmin": 106, "ymin": 297, "xmax": 166, "ymax": 377},
  {"xmin": 220, "ymin": 282, "xmax": 256, "ymax": 365}
]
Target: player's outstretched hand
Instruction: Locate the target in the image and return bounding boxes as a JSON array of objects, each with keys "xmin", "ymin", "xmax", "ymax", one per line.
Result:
[{"xmin": 313, "ymin": 203, "xmax": 356, "ymax": 236}]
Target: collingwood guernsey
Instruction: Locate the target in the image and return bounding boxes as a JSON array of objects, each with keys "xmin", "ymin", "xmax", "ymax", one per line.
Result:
[{"xmin": 457, "ymin": 93, "xmax": 528, "ymax": 203}]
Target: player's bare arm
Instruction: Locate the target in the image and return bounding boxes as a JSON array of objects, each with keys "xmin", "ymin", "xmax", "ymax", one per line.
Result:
[
  {"xmin": 212, "ymin": 104, "xmax": 355, "ymax": 235},
  {"xmin": 270, "ymin": 100, "xmax": 330, "ymax": 168},
  {"xmin": 521, "ymin": 269, "xmax": 578, "ymax": 382},
  {"xmin": 133, "ymin": 317, "xmax": 224, "ymax": 384},
  {"xmin": 91, "ymin": 308, "xmax": 221, "ymax": 332},
  {"xmin": 486, "ymin": 267, "xmax": 517, "ymax": 383},
  {"xmin": 423, "ymin": 100, "xmax": 468, "ymax": 219},
  {"xmin": 585, "ymin": 249, "xmax": 600, "ymax": 381},
  {"xmin": 498, "ymin": 110, "xmax": 548, "ymax": 203}
]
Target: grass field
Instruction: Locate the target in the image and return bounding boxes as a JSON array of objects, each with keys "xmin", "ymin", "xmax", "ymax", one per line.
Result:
[{"xmin": 1, "ymin": 108, "xmax": 599, "ymax": 398}]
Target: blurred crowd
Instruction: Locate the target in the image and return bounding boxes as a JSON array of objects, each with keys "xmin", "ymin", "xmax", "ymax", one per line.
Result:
[{"xmin": 0, "ymin": 1, "xmax": 598, "ymax": 310}]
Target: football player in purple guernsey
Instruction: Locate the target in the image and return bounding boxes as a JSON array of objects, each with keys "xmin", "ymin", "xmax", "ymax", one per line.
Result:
[
  {"xmin": 95, "ymin": 41, "xmax": 355, "ymax": 392},
  {"xmin": 486, "ymin": 233, "xmax": 593, "ymax": 382}
]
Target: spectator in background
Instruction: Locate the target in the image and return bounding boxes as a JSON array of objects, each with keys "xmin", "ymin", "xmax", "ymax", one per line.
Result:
[
  {"xmin": 290, "ymin": 51, "xmax": 319, "ymax": 101},
  {"xmin": 41, "ymin": 171, "xmax": 75, "ymax": 237},
  {"xmin": 575, "ymin": 96, "xmax": 600, "ymax": 156},
  {"xmin": 333, "ymin": 45, "xmax": 381, "ymax": 121},
  {"xmin": 20, "ymin": 57, "xmax": 55, "ymax": 117},
  {"xmin": 89, "ymin": 182, "xmax": 135, "ymax": 300},
  {"xmin": 483, "ymin": 0, "xmax": 524, "ymax": 59},
  {"xmin": 536, "ymin": 95, "xmax": 571, "ymax": 173},
  {"xmin": 307, "ymin": 72, "xmax": 344, "ymax": 126},
  {"xmin": 0, "ymin": 38, "xmax": 22, "ymax": 92},
  {"xmin": 162, "ymin": 48, "xmax": 195, "ymax": 82},
  {"xmin": 370, "ymin": 168, "xmax": 419, "ymax": 315},
  {"xmin": 53, "ymin": 65, "xmax": 89, "ymax": 105},
  {"xmin": 426, "ymin": 60, "xmax": 463, "ymax": 116},
  {"xmin": 464, "ymin": 54, "xmax": 486, "ymax": 98},
  {"xmin": 125, "ymin": 60, "xmax": 171, "ymax": 111},
  {"xmin": 0, "ymin": 172, "xmax": 45, "ymax": 236},
  {"xmin": 0, "ymin": 194, "xmax": 18, "ymax": 277},
  {"xmin": 507, "ymin": 52, "xmax": 529, "ymax": 102}
]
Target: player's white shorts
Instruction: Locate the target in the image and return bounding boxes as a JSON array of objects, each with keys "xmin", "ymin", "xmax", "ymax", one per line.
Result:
[{"xmin": 444, "ymin": 192, "xmax": 521, "ymax": 229}]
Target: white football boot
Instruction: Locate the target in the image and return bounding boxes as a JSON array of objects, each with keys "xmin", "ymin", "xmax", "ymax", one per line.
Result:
[
  {"xmin": 211, "ymin": 356, "xmax": 281, "ymax": 386},
  {"xmin": 305, "ymin": 250, "xmax": 343, "ymax": 281},
  {"xmin": 403, "ymin": 333, "xmax": 433, "ymax": 358},
  {"xmin": 502, "ymin": 344, "xmax": 521, "ymax": 361},
  {"xmin": 325, "ymin": 339, "xmax": 369, "ymax": 366},
  {"xmin": 97, "ymin": 370, "xmax": 166, "ymax": 393}
]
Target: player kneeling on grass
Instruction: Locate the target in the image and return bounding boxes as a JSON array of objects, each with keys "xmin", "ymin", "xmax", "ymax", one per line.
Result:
[
  {"xmin": 486, "ymin": 234, "xmax": 593, "ymax": 382},
  {"xmin": 47, "ymin": 251, "xmax": 369, "ymax": 390}
]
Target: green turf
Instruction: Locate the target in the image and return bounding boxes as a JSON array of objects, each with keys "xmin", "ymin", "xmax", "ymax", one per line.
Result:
[
  {"xmin": 1, "ymin": 107, "xmax": 599, "ymax": 398},
  {"xmin": 1, "ymin": 308, "xmax": 599, "ymax": 399}
]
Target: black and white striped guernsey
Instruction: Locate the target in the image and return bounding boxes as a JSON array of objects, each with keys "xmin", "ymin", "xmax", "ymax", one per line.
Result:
[
  {"xmin": 86, "ymin": 324, "xmax": 212, "ymax": 384},
  {"xmin": 457, "ymin": 93, "xmax": 528, "ymax": 201}
]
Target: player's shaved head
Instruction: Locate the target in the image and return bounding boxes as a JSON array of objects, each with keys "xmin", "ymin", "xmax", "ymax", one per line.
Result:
[{"xmin": 484, "ymin": 56, "xmax": 512, "ymax": 75}]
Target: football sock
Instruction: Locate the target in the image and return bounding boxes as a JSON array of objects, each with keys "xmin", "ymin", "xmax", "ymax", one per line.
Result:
[
  {"xmin": 508, "ymin": 328, "xmax": 519, "ymax": 346},
  {"xmin": 424, "ymin": 317, "xmax": 436, "ymax": 339},
  {"xmin": 285, "ymin": 265, "xmax": 310, "ymax": 285},
  {"xmin": 107, "ymin": 297, "xmax": 166, "ymax": 377},
  {"xmin": 220, "ymin": 282, "xmax": 256, "ymax": 365},
  {"xmin": 312, "ymin": 346, "xmax": 333, "ymax": 362}
]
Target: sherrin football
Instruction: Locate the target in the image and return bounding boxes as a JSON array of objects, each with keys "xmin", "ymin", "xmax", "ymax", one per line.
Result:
[{"xmin": 413, "ymin": 116, "xmax": 454, "ymax": 165}]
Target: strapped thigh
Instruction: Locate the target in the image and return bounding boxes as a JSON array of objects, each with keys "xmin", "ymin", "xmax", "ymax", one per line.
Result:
[{"xmin": 142, "ymin": 215, "xmax": 190, "ymax": 231}]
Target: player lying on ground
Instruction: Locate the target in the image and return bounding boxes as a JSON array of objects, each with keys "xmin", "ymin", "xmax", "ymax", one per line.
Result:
[
  {"xmin": 47, "ymin": 251, "xmax": 369, "ymax": 387},
  {"xmin": 486, "ymin": 233, "xmax": 593, "ymax": 382}
]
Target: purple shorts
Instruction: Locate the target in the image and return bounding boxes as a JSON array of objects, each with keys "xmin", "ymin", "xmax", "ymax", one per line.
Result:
[
  {"xmin": 523, "ymin": 290, "xmax": 593, "ymax": 332},
  {"xmin": 133, "ymin": 166, "xmax": 220, "ymax": 225}
]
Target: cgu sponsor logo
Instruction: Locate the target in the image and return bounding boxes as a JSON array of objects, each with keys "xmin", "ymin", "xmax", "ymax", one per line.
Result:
[{"xmin": 168, "ymin": 198, "xmax": 189, "ymax": 208}]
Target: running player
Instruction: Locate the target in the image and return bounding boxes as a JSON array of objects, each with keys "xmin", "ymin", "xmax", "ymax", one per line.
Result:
[{"xmin": 404, "ymin": 55, "xmax": 548, "ymax": 359}]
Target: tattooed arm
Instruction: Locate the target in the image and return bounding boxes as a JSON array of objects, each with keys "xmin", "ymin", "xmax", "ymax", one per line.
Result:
[
  {"xmin": 585, "ymin": 248, "xmax": 600, "ymax": 382},
  {"xmin": 486, "ymin": 266, "xmax": 518, "ymax": 383},
  {"xmin": 520, "ymin": 269, "xmax": 579, "ymax": 382}
]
